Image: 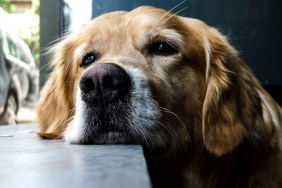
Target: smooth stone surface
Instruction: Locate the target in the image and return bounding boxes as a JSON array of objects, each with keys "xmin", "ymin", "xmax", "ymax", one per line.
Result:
[{"xmin": 0, "ymin": 124, "xmax": 151, "ymax": 188}]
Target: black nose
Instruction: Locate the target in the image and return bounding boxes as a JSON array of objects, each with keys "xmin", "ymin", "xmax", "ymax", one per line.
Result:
[{"xmin": 79, "ymin": 64, "xmax": 131, "ymax": 104}]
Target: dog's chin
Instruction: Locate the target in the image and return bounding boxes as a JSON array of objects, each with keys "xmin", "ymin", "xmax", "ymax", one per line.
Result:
[
  {"xmin": 66, "ymin": 119, "xmax": 170, "ymax": 156},
  {"xmin": 83, "ymin": 131, "xmax": 135, "ymax": 144},
  {"xmin": 66, "ymin": 95, "xmax": 171, "ymax": 155},
  {"xmin": 90, "ymin": 132, "xmax": 170, "ymax": 157}
]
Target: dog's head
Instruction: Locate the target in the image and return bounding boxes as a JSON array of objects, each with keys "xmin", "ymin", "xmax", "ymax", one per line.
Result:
[{"xmin": 38, "ymin": 6, "xmax": 277, "ymax": 156}]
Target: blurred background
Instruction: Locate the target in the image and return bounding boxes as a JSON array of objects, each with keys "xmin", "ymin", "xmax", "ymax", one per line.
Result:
[
  {"xmin": 0, "ymin": 0, "xmax": 281, "ymax": 126},
  {"xmin": 0, "ymin": 0, "xmax": 39, "ymax": 125}
]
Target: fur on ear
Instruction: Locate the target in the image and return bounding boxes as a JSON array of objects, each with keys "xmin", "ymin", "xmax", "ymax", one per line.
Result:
[
  {"xmin": 37, "ymin": 38, "xmax": 76, "ymax": 139},
  {"xmin": 202, "ymin": 28, "xmax": 264, "ymax": 156}
]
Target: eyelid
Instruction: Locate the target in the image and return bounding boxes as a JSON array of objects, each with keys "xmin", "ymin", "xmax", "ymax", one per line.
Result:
[
  {"xmin": 80, "ymin": 51, "xmax": 100, "ymax": 67},
  {"xmin": 148, "ymin": 41, "xmax": 178, "ymax": 56},
  {"xmin": 158, "ymin": 29, "xmax": 184, "ymax": 47}
]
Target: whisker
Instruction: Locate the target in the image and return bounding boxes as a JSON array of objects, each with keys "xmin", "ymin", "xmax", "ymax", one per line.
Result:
[
  {"xmin": 157, "ymin": 0, "xmax": 187, "ymax": 24},
  {"xmin": 159, "ymin": 107, "xmax": 191, "ymax": 142},
  {"xmin": 160, "ymin": 7, "xmax": 187, "ymax": 26},
  {"xmin": 154, "ymin": 120, "xmax": 179, "ymax": 145},
  {"xmin": 126, "ymin": 110, "xmax": 149, "ymax": 143}
]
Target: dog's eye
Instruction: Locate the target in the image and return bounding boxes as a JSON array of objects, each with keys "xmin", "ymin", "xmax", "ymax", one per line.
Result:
[
  {"xmin": 149, "ymin": 42, "xmax": 178, "ymax": 56},
  {"xmin": 81, "ymin": 53, "xmax": 97, "ymax": 67}
]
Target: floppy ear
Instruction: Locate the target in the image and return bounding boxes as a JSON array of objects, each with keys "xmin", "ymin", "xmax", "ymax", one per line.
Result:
[
  {"xmin": 202, "ymin": 28, "xmax": 264, "ymax": 156},
  {"xmin": 37, "ymin": 38, "xmax": 75, "ymax": 139}
]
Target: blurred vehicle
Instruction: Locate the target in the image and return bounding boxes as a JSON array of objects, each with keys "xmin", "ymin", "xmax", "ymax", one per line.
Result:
[{"xmin": 0, "ymin": 27, "xmax": 39, "ymax": 125}]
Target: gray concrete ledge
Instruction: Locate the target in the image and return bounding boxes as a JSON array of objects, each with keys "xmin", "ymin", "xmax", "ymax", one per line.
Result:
[{"xmin": 0, "ymin": 124, "xmax": 152, "ymax": 188}]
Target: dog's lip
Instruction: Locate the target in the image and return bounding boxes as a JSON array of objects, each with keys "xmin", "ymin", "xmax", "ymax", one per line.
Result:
[
  {"xmin": 104, "ymin": 130, "xmax": 125, "ymax": 136},
  {"xmin": 99, "ymin": 126, "xmax": 127, "ymax": 134}
]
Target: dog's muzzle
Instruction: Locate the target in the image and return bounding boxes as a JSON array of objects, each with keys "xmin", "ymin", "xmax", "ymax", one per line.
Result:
[
  {"xmin": 74, "ymin": 63, "xmax": 133, "ymax": 143},
  {"xmin": 68, "ymin": 63, "xmax": 161, "ymax": 147}
]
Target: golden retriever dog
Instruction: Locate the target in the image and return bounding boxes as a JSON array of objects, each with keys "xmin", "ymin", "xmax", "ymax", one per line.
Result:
[{"xmin": 37, "ymin": 6, "xmax": 282, "ymax": 188}]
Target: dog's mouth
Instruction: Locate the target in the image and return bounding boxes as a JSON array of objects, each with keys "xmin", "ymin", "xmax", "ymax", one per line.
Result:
[
  {"xmin": 73, "ymin": 101, "xmax": 171, "ymax": 156},
  {"xmin": 80, "ymin": 103, "xmax": 135, "ymax": 144}
]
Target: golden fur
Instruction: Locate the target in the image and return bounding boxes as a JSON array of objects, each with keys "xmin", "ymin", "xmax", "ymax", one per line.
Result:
[{"xmin": 37, "ymin": 6, "xmax": 282, "ymax": 188}]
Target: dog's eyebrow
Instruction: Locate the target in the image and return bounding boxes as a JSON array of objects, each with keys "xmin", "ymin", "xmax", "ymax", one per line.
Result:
[
  {"xmin": 73, "ymin": 43, "xmax": 91, "ymax": 62},
  {"xmin": 148, "ymin": 29, "xmax": 184, "ymax": 47}
]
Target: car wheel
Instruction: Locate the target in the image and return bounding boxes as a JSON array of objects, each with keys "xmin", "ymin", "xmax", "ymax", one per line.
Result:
[{"xmin": 0, "ymin": 94, "xmax": 17, "ymax": 125}]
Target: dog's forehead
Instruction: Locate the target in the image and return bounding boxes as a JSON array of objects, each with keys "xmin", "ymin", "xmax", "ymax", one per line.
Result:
[
  {"xmin": 72, "ymin": 6, "xmax": 187, "ymax": 57},
  {"xmin": 124, "ymin": 6, "xmax": 173, "ymax": 26},
  {"xmin": 82, "ymin": 6, "xmax": 180, "ymax": 37},
  {"xmin": 94, "ymin": 6, "xmax": 171, "ymax": 25}
]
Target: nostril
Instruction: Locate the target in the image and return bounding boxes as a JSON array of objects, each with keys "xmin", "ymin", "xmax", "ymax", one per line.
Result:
[{"xmin": 80, "ymin": 77, "xmax": 95, "ymax": 94}]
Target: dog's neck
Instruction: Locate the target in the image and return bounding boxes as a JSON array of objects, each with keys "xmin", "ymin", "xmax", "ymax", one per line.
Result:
[
  {"xmin": 144, "ymin": 138, "xmax": 282, "ymax": 188},
  {"xmin": 144, "ymin": 148, "xmax": 190, "ymax": 188}
]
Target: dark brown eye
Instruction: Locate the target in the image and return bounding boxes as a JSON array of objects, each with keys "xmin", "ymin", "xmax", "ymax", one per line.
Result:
[
  {"xmin": 81, "ymin": 53, "xmax": 97, "ymax": 67},
  {"xmin": 149, "ymin": 42, "xmax": 178, "ymax": 56}
]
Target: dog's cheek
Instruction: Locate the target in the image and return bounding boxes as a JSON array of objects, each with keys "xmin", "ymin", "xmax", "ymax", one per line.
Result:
[
  {"xmin": 130, "ymin": 79, "xmax": 161, "ymax": 128},
  {"xmin": 125, "ymin": 68, "xmax": 165, "ymax": 144},
  {"xmin": 143, "ymin": 74, "xmax": 193, "ymax": 147},
  {"xmin": 64, "ymin": 89, "xmax": 86, "ymax": 144}
]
